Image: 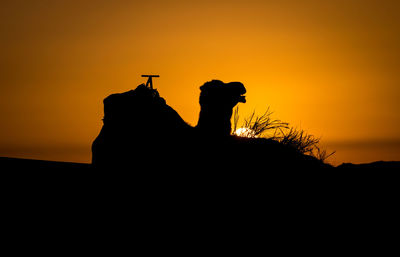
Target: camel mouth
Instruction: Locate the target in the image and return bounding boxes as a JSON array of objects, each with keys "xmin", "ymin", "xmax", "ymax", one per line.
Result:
[{"xmin": 238, "ymin": 94, "xmax": 246, "ymax": 103}]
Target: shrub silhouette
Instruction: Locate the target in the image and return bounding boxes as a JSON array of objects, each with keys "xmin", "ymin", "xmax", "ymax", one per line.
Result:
[
  {"xmin": 232, "ymin": 107, "xmax": 335, "ymax": 163},
  {"xmin": 232, "ymin": 107, "xmax": 288, "ymax": 138}
]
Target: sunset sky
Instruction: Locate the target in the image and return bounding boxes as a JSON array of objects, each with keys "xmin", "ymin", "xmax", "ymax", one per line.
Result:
[{"xmin": 1, "ymin": 0, "xmax": 399, "ymax": 164}]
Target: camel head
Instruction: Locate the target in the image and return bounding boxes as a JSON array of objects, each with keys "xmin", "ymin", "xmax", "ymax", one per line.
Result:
[
  {"xmin": 199, "ymin": 80, "xmax": 246, "ymax": 109},
  {"xmin": 197, "ymin": 80, "xmax": 246, "ymax": 136}
]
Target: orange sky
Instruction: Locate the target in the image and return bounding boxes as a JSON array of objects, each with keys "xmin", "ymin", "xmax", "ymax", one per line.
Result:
[{"xmin": 1, "ymin": 0, "xmax": 399, "ymax": 165}]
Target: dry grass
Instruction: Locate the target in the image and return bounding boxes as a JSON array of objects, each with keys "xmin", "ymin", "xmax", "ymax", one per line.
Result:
[{"xmin": 232, "ymin": 107, "xmax": 335, "ymax": 163}]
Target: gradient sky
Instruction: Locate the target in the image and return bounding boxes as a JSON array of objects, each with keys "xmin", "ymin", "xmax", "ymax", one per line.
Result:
[{"xmin": 1, "ymin": 0, "xmax": 399, "ymax": 164}]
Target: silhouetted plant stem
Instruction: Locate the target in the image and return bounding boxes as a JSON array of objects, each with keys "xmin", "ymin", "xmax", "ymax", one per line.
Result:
[{"xmin": 232, "ymin": 107, "xmax": 335, "ymax": 163}]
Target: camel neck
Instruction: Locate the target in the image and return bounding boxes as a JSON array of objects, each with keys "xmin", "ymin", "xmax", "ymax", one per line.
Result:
[{"xmin": 197, "ymin": 107, "xmax": 233, "ymax": 136}]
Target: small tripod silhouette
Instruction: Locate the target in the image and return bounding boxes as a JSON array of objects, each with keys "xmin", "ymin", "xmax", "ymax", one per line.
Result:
[{"xmin": 142, "ymin": 75, "xmax": 160, "ymax": 89}]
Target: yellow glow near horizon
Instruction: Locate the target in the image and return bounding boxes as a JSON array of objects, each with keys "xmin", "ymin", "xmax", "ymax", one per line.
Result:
[{"xmin": 0, "ymin": 0, "xmax": 399, "ymax": 164}]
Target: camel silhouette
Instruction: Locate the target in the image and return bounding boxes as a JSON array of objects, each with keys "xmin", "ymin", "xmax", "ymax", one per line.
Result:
[
  {"xmin": 91, "ymin": 83, "xmax": 191, "ymax": 168},
  {"xmin": 91, "ymin": 80, "xmax": 331, "ymax": 170}
]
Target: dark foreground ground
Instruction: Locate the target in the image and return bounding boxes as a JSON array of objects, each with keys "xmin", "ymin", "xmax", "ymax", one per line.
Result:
[
  {"xmin": 2, "ymin": 155, "xmax": 399, "ymax": 208},
  {"xmin": 1, "ymin": 156, "xmax": 399, "ymax": 171},
  {"xmin": 0, "ymin": 157, "xmax": 91, "ymax": 171},
  {"xmin": 0, "ymin": 157, "xmax": 400, "ymax": 172},
  {"xmin": 2, "ymin": 155, "xmax": 398, "ymax": 242}
]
